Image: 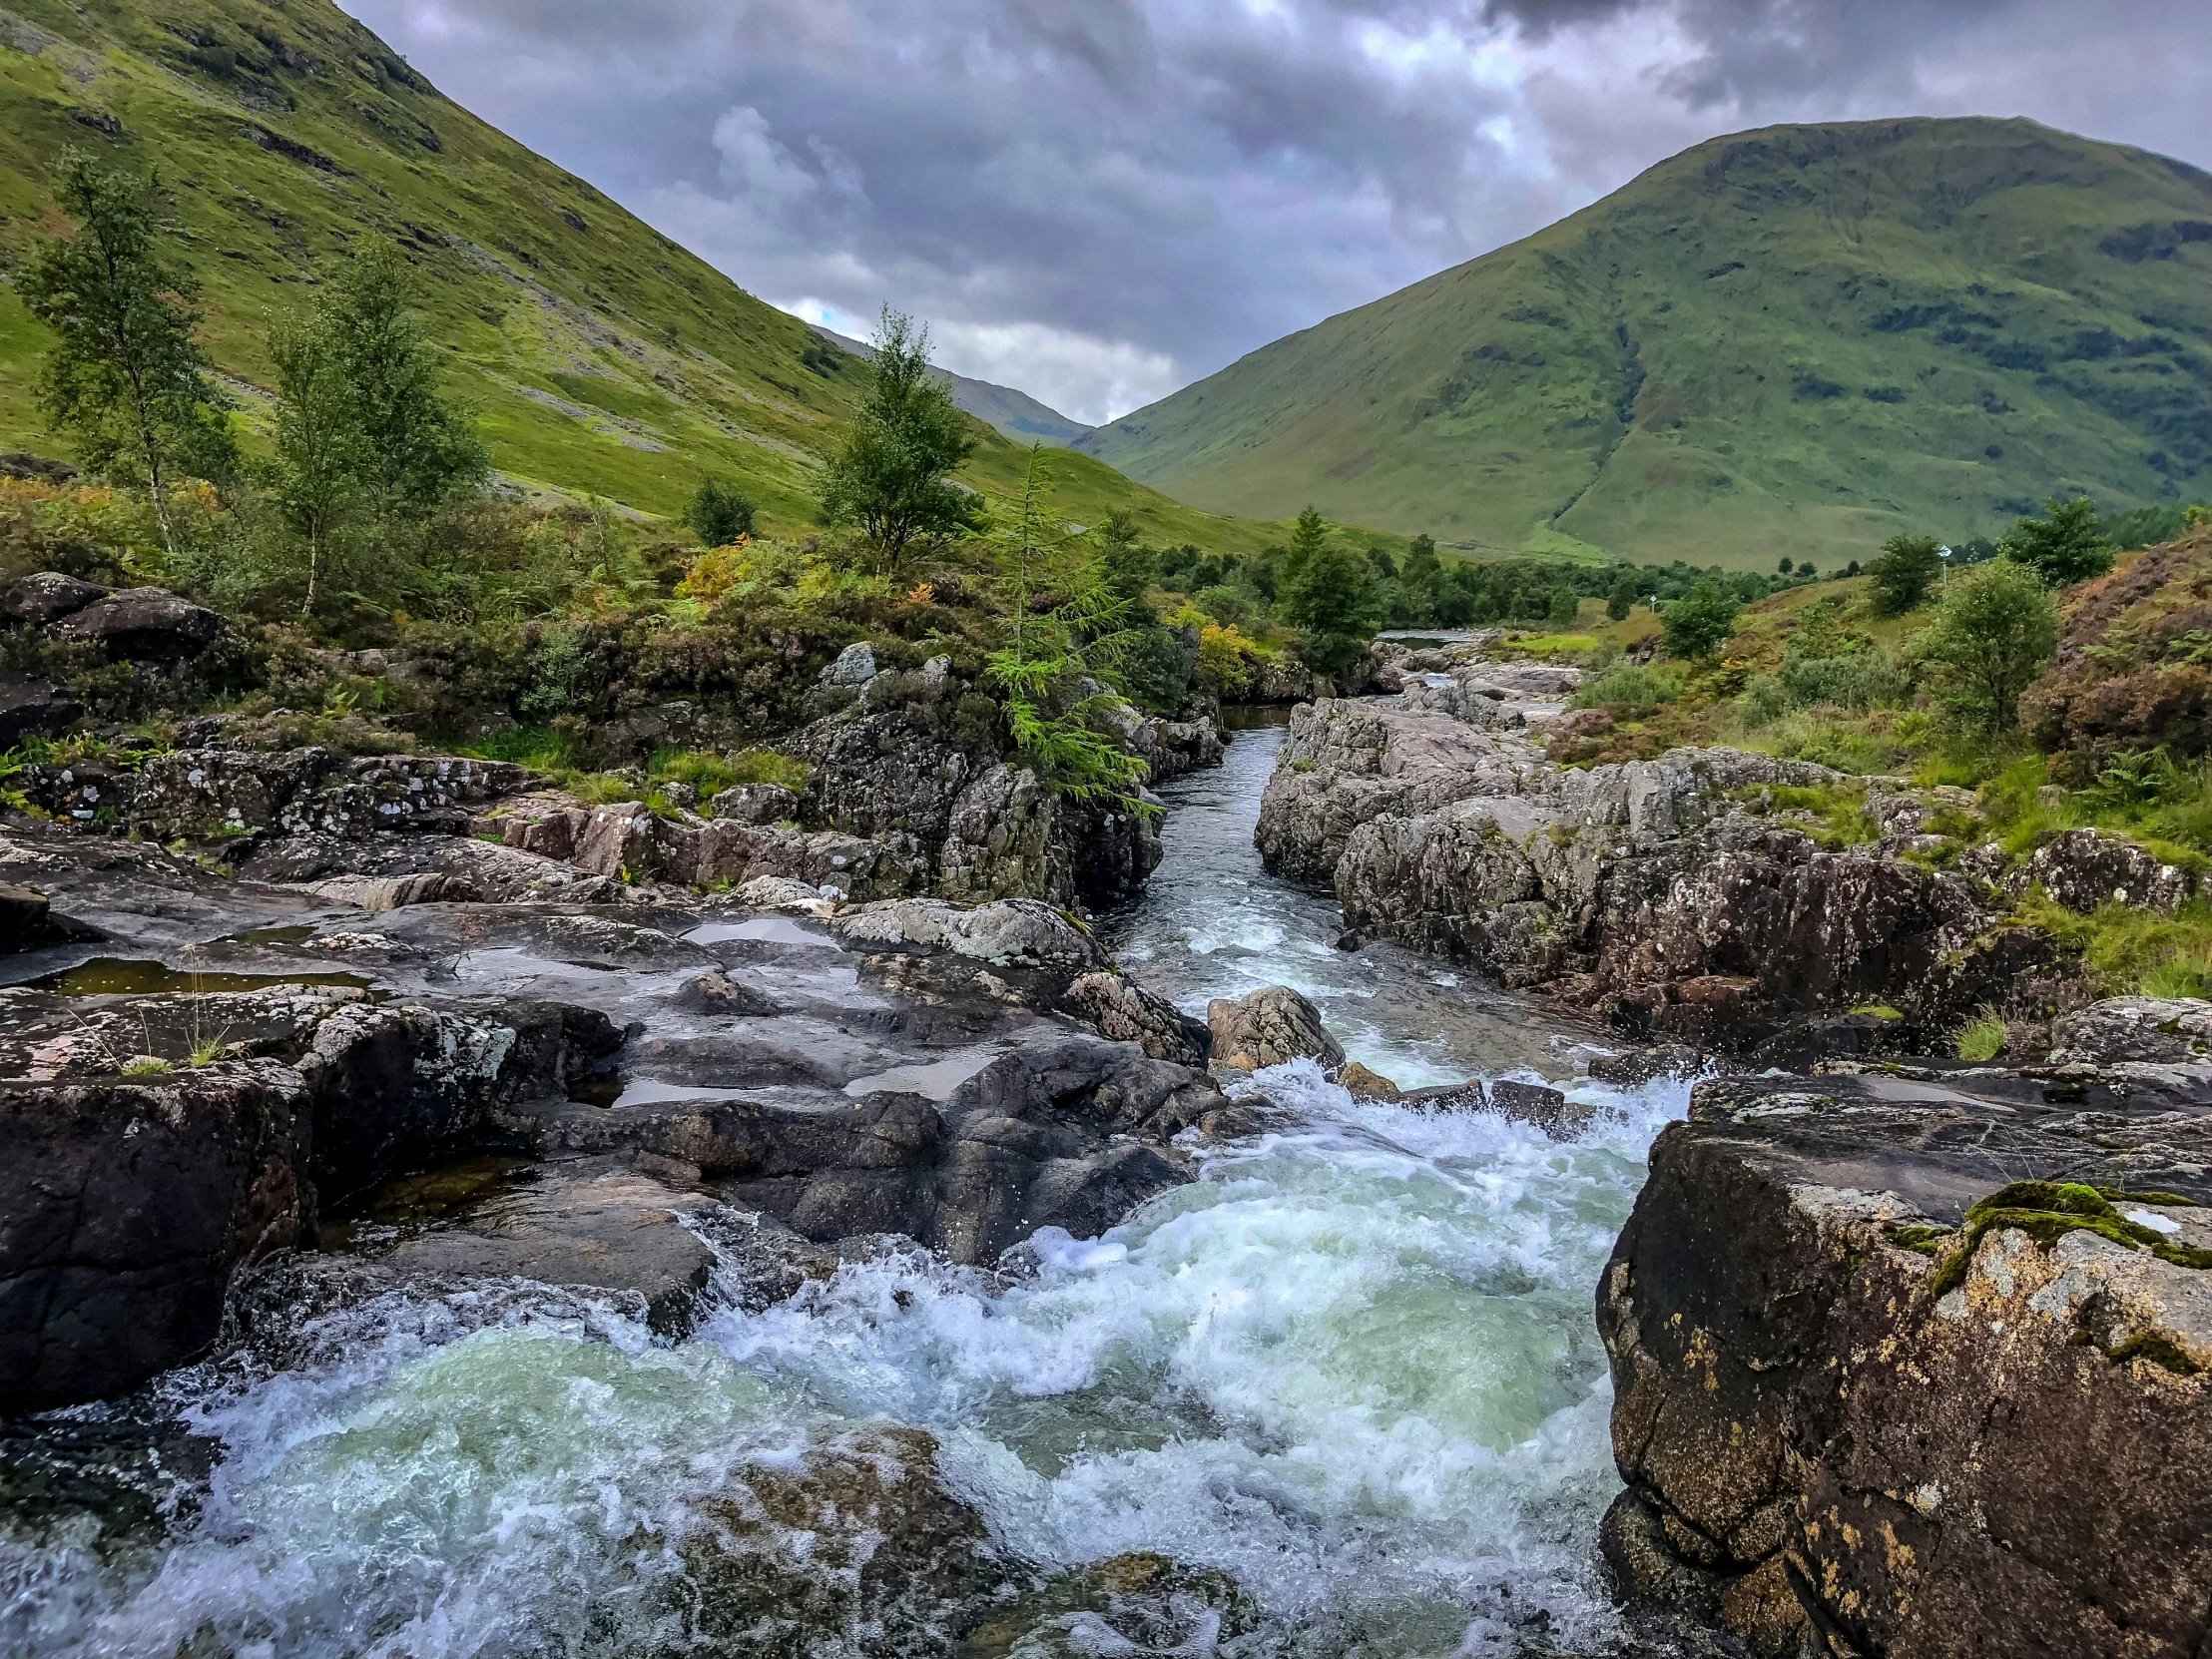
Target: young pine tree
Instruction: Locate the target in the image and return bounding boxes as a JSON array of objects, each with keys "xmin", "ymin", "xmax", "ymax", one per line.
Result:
[
  {"xmin": 19, "ymin": 149, "xmax": 236, "ymax": 554},
  {"xmin": 327, "ymin": 239, "xmax": 489, "ymax": 523},
  {"xmin": 819, "ymin": 308, "xmax": 979, "ymax": 577}
]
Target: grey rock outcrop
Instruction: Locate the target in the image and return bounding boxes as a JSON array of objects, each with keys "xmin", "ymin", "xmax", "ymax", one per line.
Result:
[
  {"xmin": 50, "ymin": 586, "xmax": 226, "ymax": 657},
  {"xmin": 1599, "ymin": 1059, "xmax": 2212, "ymax": 1657},
  {"xmin": 2027, "ymin": 827, "xmax": 2191, "ymax": 914},
  {"xmin": 1064, "ymin": 971, "xmax": 1210, "ymax": 1066},
  {"xmin": 1261, "ymin": 696, "xmax": 2062, "ymax": 1048},
  {"xmin": 820, "ymin": 640, "xmax": 877, "ymax": 685},
  {"xmin": 0, "ymin": 675, "xmax": 81, "ymax": 747},
  {"xmin": 2, "ymin": 570, "xmax": 106, "ymax": 626},
  {"xmin": 1206, "ymin": 984, "xmax": 1345, "ymax": 1071}
]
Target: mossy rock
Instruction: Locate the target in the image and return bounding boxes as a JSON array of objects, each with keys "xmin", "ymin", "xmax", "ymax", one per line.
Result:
[{"xmin": 1928, "ymin": 1181, "xmax": 2211, "ymax": 1297}]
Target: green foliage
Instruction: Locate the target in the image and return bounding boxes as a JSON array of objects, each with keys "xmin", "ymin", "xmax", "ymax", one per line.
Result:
[
  {"xmin": 686, "ymin": 478, "xmax": 757, "ymax": 546},
  {"xmin": 1569, "ymin": 661, "xmax": 1676, "ymax": 715},
  {"xmin": 1955, "ymin": 1012, "xmax": 2007, "ymax": 1062},
  {"xmin": 1866, "ymin": 533, "xmax": 1942, "ymax": 616},
  {"xmin": 983, "ymin": 447, "xmax": 1153, "ymax": 808},
  {"xmin": 647, "ymin": 745, "xmax": 809, "ymax": 800},
  {"xmin": 1193, "ymin": 584, "xmax": 1255, "ymax": 628},
  {"xmin": 1282, "ymin": 533, "xmax": 1381, "ymax": 677},
  {"xmin": 1605, "ymin": 570, "xmax": 1637, "ymax": 622},
  {"xmin": 17, "ymin": 149, "xmax": 236, "ymax": 552},
  {"xmin": 818, "ymin": 308, "xmax": 981, "ymax": 577},
  {"xmin": 264, "ymin": 298, "xmax": 357, "ymax": 611},
  {"xmin": 329, "ymin": 240, "xmax": 490, "ymax": 521},
  {"xmin": 2000, "ymin": 496, "xmax": 2114, "ymax": 586},
  {"xmin": 1659, "ymin": 581, "xmax": 1740, "ymax": 660},
  {"xmin": 2103, "ymin": 502, "xmax": 2208, "ymax": 551},
  {"xmin": 1545, "ymin": 587, "xmax": 1579, "ymax": 626},
  {"xmin": 1917, "ymin": 559, "xmax": 2058, "ymax": 730}
]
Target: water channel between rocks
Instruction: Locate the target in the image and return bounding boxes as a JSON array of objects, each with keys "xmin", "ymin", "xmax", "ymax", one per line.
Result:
[{"xmin": 4, "ymin": 719, "xmax": 1691, "ymax": 1659}]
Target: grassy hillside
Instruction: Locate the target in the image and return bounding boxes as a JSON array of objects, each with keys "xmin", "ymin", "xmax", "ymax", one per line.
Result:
[
  {"xmin": 1078, "ymin": 118, "xmax": 2212, "ymax": 571},
  {"xmin": 0, "ymin": 0, "xmax": 1271, "ymax": 555}
]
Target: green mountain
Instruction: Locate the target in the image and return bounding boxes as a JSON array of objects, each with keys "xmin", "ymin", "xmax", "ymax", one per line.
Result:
[
  {"xmin": 0, "ymin": 0, "xmax": 1274, "ymax": 555},
  {"xmin": 1078, "ymin": 118, "xmax": 2212, "ymax": 570},
  {"xmin": 814, "ymin": 327, "xmax": 1092, "ymax": 448}
]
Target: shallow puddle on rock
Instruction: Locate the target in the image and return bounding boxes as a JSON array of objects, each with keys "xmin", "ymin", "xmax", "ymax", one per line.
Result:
[
  {"xmin": 842, "ymin": 1048, "xmax": 1005, "ymax": 1100},
  {"xmin": 224, "ymin": 924, "xmax": 321, "ymax": 947},
  {"xmin": 27, "ymin": 957, "xmax": 373, "ymax": 996},
  {"xmin": 321, "ymin": 1154, "xmax": 540, "ymax": 1251},
  {"xmin": 686, "ymin": 917, "xmax": 839, "ymax": 948}
]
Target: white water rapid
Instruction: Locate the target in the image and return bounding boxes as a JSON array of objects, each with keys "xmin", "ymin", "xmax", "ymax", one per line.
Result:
[{"xmin": 1, "ymin": 722, "xmax": 1689, "ymax": 1659}]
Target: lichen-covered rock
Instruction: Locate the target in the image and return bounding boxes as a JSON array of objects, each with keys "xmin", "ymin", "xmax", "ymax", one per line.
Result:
[
  {"xmin": 709, "ymin": 782, "xmax": 801, "ymax": 824},
  {"xmin": 2027, "ymin": 827, "xmax": 2191, "ymax": 914},
  {"xmin": 1063, "ymin": 970, "xmax": 1210, "ymax": 1066},
  {"xmin": 128, "ymin": 747, "xmax": 336, "ymax": 839},
  {"xmin": 835, "ymin": 896, "xmax": 1105, "ymax": 975},
  {"xmin": 0, "ymin": 1062, "xmax": 310, "ymax": 1413},
  {"xmin": 2050, "ymin": 995, "xmax": 2212, "ymax": 1068},
  {"xmin": 1205, "ymin": 984, "xmax": 1345, "ymax": 1071},
  {"xmin": 49, "ymin": 585, "xmax": 225, "ymax": 657},
  {"xmin": 819, "ymin": 639, "xmax": 877, "ymax": 685},
  {"xmin": 1272, "ymin": 696, "xmax": 2033, "ymax": 1048},
  {"xmin": 1598, "ymin": 1067, "xmax": 2212, "ymax": 1658},
  {"xmin": 2, "ymin": 570, "xmax": 106, "ymax": 626}
]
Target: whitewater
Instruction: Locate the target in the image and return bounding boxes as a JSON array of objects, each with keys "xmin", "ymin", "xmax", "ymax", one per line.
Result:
[{"xmin": 2, "ymin": 722, "xmax": 1687, "ymax": 1658}]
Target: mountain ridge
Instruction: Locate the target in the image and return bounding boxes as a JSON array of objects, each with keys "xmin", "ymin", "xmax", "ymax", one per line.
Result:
[
  {"xmin": 1077, "ymin": 117, "xmax": 2212, "ymax": 569},
  {"xmin": 0, "ymin": 0, "xmax": 1283, "ymax": 556},
  {"xmin": 811, "ymin": 326, "xmax": 1091, "ymax": 447}
]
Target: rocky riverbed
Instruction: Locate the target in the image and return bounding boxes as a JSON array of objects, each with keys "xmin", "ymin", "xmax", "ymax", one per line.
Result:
[{"xmin": 2, "ymin": 623, "xmax": 2209, "ymax": 1658}]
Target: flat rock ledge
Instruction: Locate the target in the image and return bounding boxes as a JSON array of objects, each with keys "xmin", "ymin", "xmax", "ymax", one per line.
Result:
[{"xmin": 1598, "ymin": 1053, "xmax": 2212, "ymax": 1657}]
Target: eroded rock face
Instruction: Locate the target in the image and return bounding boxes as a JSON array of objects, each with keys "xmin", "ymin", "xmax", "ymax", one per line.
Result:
[
  {"xmin": 1598, "ymin": 1060, "xmax": 2212, "ymax": 1657},
  {"xmin": 1264, "ymin": 696, "xmax": 2046, "ymax": 1048},
  {"xmin": 1063, "ymin": 971, "xmax": 1210, "ymax": 1067}
]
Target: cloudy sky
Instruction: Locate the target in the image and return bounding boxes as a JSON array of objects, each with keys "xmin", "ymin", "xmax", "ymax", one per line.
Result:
[{"xmin": 342, "ymin": 0, "xmax": 2211, "ymax": 427}]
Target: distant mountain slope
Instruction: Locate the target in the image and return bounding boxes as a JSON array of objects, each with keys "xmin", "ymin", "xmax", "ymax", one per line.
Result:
[
  {"xmin": 1078, "ymin": 118, "xmax": 2212, "ymax": 569},
  {"xmin": 0, "ymin": 0, "xmax": 1265, "ymax": 553},
  {"xmin": 814, "ymin": 327, "xmax": 1091, "ymax": 447}
]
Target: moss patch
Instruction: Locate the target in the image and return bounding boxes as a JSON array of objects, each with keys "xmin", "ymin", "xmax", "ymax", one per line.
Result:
[{"xmin": 1929, "ymin": 1181, "xmax": 2210, "ymax": 1297}]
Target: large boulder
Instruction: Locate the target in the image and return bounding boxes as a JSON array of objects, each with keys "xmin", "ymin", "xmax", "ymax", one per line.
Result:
[
  {"xmin": 1, "ymin": 570, "xmax": 106, "ymax": 626},
  {"xmin": 2027, "ymin": 828, "xmax": 2191, "ymax": 915},
  {"xmin": 49, "ymin": 586, "xmax": 225, "ymax": 657},
  {"xmin": 1598, "ymin": 1064, "xmax": 2212, "ymax": 1657},
  {"xmin": 1205, "ymin": 984, "xmax": 1345, "ymax": 1071},
  {"xmin": 0, "ymin": 1062, "xmax": 311, "ymax": 1413}
]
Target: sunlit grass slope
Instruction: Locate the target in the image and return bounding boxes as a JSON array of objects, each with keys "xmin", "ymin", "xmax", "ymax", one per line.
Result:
[{"xmin": 0, "ymin": 0, "xmax": 1289, "ymax": 555}]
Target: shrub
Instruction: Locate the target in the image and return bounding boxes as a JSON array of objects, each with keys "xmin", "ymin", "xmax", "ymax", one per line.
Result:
[
  {"xmin": 1659, "ymin": 581, "xmax": 1739, "ymax": 659},
  {"xmin": 1778, "ymin": 651, "xmax": 1909, "ymax": 713},
  {"xmin": 1866, "ymin": 534, "xmax": 1941, "ymax": 617},
  {"xmin": 1917, "ymin": 560, "xmax": 2058, "ymax": 732},
  {"xmin": 1569, "ymin": 661, "xmax": 1676, "ymax": 715},
  {"xmin": 2000, "ymin": 497, "xmax": 2113, "ymax": 586},
  {"xmin": 686, "ymin": 478, "xmax": 756, "ymax": 546}
]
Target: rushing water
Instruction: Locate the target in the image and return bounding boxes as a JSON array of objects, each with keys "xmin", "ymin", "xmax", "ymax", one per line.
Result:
[{"xmin": 2, "ymin": 722, "xmax": 1687, "ymax": 1659}]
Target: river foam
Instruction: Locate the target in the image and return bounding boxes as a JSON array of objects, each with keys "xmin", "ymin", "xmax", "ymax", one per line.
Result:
[{"xmin": 6, "ymin": 1063, "xmax": 1685, "ymax": 1659}]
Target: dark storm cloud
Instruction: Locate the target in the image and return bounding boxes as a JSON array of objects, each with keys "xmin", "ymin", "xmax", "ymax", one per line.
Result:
[{"xmin": 345, "ymin": 0, "xmax": 2209, "ymax": 423}]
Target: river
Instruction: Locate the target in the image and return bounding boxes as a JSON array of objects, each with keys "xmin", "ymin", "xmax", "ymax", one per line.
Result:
[{"xmin": 2, "ymin": 722, "xmax": 1688, "ymax": 1659}]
